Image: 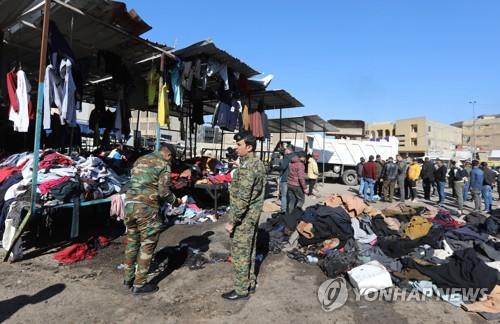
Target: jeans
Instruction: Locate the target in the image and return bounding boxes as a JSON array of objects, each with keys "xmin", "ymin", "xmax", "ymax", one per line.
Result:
[
  {"xmin": 454, "ymin": 181, "xmax": 464, "ymax": 212},
  {"xmin": 383, "ymin": 179, "xmax": 396, "ymax": 202},
  {"xmin": 308, "ymin": 178, "xmax": 317, "ymax": 196},
  {"xmin": 358, "ymin": 177, "xmax": 366, "ymax": 197},
  {"xmin": 363, "ymin": 178, "xmax": 375, "ymax": 202},
  {"xmin": 471, "ymin": 188, "xmax": 482, "ymax": 211},
  {"xmin": 482, "ymin": 185, "xmax": 493, "ymax": 212},
  {"xmin": 463, "ymin": 181, "xmax": 470, "ymax": 201},
  {"xmin": 408, "ymin": 180, "xmax": 417, "ymax": 200},
  {"xmin": 280, "ymin": 182, "xmax": 288, "ymax": 213},
  {"xmin": 398, "ymin": 178, "xmax": 405, "ymax": 202},
  {"xmin": 437, "ymin": 181, "xmax": 446, "ymax": 206},
  {"xmin": 422, "ymin": 179, "xmax": 432, "ymax": 200},
  {"xmin": 287, "ymin": 185, "xmax": 305, "ymax": 214}
]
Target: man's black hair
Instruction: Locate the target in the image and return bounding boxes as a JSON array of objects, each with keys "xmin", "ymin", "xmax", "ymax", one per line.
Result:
[{"xmin": 234, "ymin": 131, "xmax": 256, "ymax": 152}]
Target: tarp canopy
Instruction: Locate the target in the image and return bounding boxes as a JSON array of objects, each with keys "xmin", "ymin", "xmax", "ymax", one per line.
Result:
[{"xmin": 267, "ymin": 115, "xmax": 338, "ymax": 133}]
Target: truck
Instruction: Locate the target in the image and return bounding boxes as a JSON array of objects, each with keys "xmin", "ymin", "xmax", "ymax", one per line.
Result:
[{"xmin": 273, "ymin": 135, "xmax": 399, "ymax": 186}]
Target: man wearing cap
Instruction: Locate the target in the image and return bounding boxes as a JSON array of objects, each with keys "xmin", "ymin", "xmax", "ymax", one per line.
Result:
[
  {"xmin": 223, "ymin": 131, "xmax": 266, "ymax": 300},
  {"xmin": 123, "ymin": 143, "xmax": 181, "ymax": 294}
]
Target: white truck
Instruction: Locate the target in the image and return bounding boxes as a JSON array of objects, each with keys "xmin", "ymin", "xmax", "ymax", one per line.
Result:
[{"xmin": 275, "ymin": 135, "xmax": 399, "ymax": 186}]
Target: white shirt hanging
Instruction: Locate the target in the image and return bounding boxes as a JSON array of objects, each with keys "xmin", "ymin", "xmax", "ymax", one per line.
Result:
[
  {"xmin": 43, "ymin": 64, "xmax": 63, "ymax": 129},
  {"xmin": 8, "ymin": 69, "xmax": 31, "ymax": 132},
  {"xmin": 60, "ymin": 58, "xmax": 77, "ymax": 127}
]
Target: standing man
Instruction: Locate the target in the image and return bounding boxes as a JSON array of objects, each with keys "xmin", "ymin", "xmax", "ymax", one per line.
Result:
[
  {"xmin": 287, "ymin": 151, "xmax": 307, "ymax": 213},
  {"xmin": 481, "ymin": 162, "xmax": 495, "ymax": 213},
  {"xmin": 223, "ymin": 131, "xmax": 265, "ymax": 300},
  {"xmin": 407, "ymin": 158, "xmax": 421, "ymax": 202},
  {"xmin": 434, "ymin": 159, "xmax": 447, "ymax": 207},
  {"xmin": 470, "ymin": 160, "xmax": 484, "ymax": 212},
  {"xmin": 381, "ymin": 157, "xmax": 399, "ymax": 202},
  {"xmin": 396, "ymin": 155, "xmax": 408, "ymax": 202},
  {"xmin": 375, "ymin": 155, "xmax": 385, "ymax": 198},
  {"xmin": 450, "ymin": 161, "xmax": 467, "ymax": 215},
  {"xmin": 363, "ymin": 155, "xmax": 377, "ymax": 203},
  {"xmin": 124, "ymin": 143, "xmax": 180, "ymax": 294},
  {"xmin": 463, "ymin": 161, "xmax": 472, "ymax": 202},
  {"xmin": 496, "ymin": 166, "xmax": 500, "ymax": 201},
  {"xmin": 356, "ymin": 157, "xmax": 366, "ymax": 198},
  {"xmin": 278, "ymin": 144, "xmax": 296, "ymax": 214},
  {"xmin": 307, "ymin": 152, "xmax": 320, "ymax": 197},
  {"xmin": 421, "ymin": 158, "xmax": 435, "ymax": 201}
]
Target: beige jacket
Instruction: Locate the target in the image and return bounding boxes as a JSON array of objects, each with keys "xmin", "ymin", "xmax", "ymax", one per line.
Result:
[{"xmin": 307, "ymin": 157, "xmax": 319, "ymax": 179}]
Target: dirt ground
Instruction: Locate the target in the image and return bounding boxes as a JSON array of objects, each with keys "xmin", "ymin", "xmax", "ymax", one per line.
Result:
[{"xmin": 0, "ymin": 181, "xmax": 498, "ymax": 324}]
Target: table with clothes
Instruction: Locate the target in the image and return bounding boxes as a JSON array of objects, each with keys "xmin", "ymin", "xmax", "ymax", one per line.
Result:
[
  {"xmin": 259, "ymin": 193, "xmax": 500, "ymax": 319},
  {"xmin": 0, "ymin": 150, "xmax": 130, "ymax": 260}
]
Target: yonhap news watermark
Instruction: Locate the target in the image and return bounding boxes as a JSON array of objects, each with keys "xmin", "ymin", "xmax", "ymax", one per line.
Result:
[{"xmin": 318, "ymin": 277, "xmax": 489, "ymax": 312}]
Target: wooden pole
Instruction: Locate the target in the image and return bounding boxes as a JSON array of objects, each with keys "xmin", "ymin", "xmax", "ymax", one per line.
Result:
[{"xmin": 5, "ymin": 0, "xmax": 51, "ymax": 262}]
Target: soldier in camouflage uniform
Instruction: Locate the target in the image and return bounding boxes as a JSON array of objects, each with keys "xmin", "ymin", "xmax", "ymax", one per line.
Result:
[
  {"xmin": 123, "ymin": 143, "xmax": 180, "ymax": 295},
  {"xmin": 222, "ymin": 131, "xmax": 266, "ymax": 301}
]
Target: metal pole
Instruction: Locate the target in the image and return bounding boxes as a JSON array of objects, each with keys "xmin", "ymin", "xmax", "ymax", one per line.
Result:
[
  {"xmin": 322, "ymin": 126, "xmax": 326, "ymax": 185},
  {"xmin": 5, "ymin": 0, "xmax": 53, "ymax": 261},
  {"xmin": 260, "ymin": 140, "xmax": 264, "ymax": 160},
  {"xmin": 135, "ymin": 110, "xmax": 140, "ymax": 148},
  {"xmin": 220, "ymin": 130, "xmax": 224, "ymax": 160},
  {"xmin": 303, "ymin": 119, "xmax": 306, "ymax": 153},
  {"xmin": 279, "ymin": 107, "xmax": 282, "ymax": 144},
  {"xmin": 469, "ymin": 100, "xmax": 477, "ymax": 159},
  {"xmin": 194, "ymin": 123, "xmax": 198, "ymax": 157}
]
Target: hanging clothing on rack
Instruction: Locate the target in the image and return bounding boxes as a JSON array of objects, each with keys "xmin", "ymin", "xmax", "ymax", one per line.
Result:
[
  {"xmin": 242, "ymin": 104, "xmax": 250, "ymax": 130},
  {"xmin": 158, "ymin": 82, "xmax": 170, "ymax": 126},
  {"xmin": 206, "ymin": 58, "xmax": 229, "ymax": 90},
  {"xmin": 9, "ymin": 69, "xmax": 32, "ymax": 133},
  {"xmin": 181, "ymin": 61, "xmax": 194, "ymax": 91},
  {"xmin": 262, "ymin": 111, "xmax": 270, "ymax": 140},
  {"xmin": 249, "ymin": 109, "xmax": 264, "ymax": 139},
  {"xmin": 170, "ymin": 61, "xmax": 184, "ymax": 107},
  {"xmin": 6, "ymin": 70, "xmax": 18, "ymax": 113},
  {"xmin": 43, "ymin": 64, "xmax": 63, "ymax": 130},
  {"xmin": 147, "ymin": 66, "xmax": 159, "ymax": 106},
  {"xmin": 60, "ymin": 58, "xmax": 77, "ymax": 127}
]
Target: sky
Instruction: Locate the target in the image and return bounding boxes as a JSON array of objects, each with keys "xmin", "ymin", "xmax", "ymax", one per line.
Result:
[{"xmin": 126, "ymin": 0, "xmax": 500, "ymax": 124}]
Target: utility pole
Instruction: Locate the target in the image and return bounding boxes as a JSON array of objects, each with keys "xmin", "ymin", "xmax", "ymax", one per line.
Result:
[{"xmin": 469, "ymin": 100, "xmax": 477, "ymax": 159}]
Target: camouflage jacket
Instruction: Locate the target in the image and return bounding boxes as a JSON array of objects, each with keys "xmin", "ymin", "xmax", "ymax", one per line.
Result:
[
  {"xmin": 126, "ymin": 152, "xmax": 176, "ymax": 209},
  {"xmin": 227, "ymin": 155, "xmax": 266, "ymax": 226}
]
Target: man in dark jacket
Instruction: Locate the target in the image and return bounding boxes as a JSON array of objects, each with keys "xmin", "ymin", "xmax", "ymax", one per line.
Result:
[
  {"xmin": 434, "ymin": 159, "xmax": 447, "ymax": 207},
  {"xmin": 375, "ymin": 155, "xmax": 385, "ymax": 198},
  {"xmin": 381, "ymin": 157, "xmax": 398, "ymax": 202},
  {"xmin": 356, "ymin": 157, "xmax": 365, "ymax": 198},
  {"xmin": 362, "ymin": 155, "xmax": 377, "ymax": 203},
  {"xmin": 421, "ymin": 158, "xmax": 435, "ymax": 200},
  {"xmin": 396, "ymin": 155, "xmax": 408, "ymax": 202},
  {"xmin": 481, "ymin": 162, "xmax": 495, "ymax": 212},
  {"xmin": 287, "ymin": 151, "xmax": 307, "ymax": 214},
  {"xmin": 278, "ymin": 144, "xmax": 296, "ymax": 213}
]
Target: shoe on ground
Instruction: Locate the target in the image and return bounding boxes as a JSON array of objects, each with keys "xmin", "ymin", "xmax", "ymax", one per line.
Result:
[
  {"xmin": 123, "ymin": 279, "xmax": 134, "ymax": 290},
  {"xmin": 249, "ymin": 285, "xmax": 258, "ymax": 294},
  {"xmin": 222, "ymin": 290, "xmax": 249, "ymax": 300},
  {"xmin": 132, "ymin": 283, "xmax": 159, "ymax": 295}
]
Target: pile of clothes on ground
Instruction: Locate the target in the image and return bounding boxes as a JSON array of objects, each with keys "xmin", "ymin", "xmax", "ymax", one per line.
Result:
[
  {"xmin": 161, "ymin": 195, "xmax": 222, "ymax": 225},
  {"xmin": 0, "ymin": 150, "xmax": 129, "ymax": 259},
  {"xmin": 261, "ymin": 193, "xmax": 500, "ymax": 319}
]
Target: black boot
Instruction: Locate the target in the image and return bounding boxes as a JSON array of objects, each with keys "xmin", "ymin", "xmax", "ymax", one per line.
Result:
[
  {"xmin": 221, "ymin": 290, "xmax": 249, "ymax": 300},
  {"xmin": 132, "ymin": 283, "xmax": 159, "ymax": 295},
  {"xmin": 123, "ymin": 279, "xmax": 134, "ymax": 290}
]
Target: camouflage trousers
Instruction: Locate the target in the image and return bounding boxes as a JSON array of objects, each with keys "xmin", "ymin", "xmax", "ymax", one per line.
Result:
[
  {"xmin": 123, "ymin": 203, "xmax": 162, "ymax": 286},
  {"xmin": 231, "ymin": 217, "xmax": 259, "ymax": 295}
]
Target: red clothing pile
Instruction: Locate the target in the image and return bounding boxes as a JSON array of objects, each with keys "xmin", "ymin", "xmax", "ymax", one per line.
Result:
[
  {"xmin": 0, "ymin": 159, "xmax": 28, "ymax": 183},
  {"xmin": 38, "ymin": 176, "xmax": 71, "ymax": 195},
  {"xmin": 208, "ymin": 173, "xmax": 232, "ymax": 184},
  {"xmin": 39, "ymin": 152, "xmax": 74, "ymax": 169},
  {"xmin": 53, "ymin": 236, "xmax": 110, "ymax": 264}
]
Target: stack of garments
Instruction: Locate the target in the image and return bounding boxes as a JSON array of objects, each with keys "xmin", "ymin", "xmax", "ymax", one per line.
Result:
[
  {"xmin": 259, "ymin": 192, "xmax": 500, "ymax": 317},
  {"xmin": 0, "ymin": 150, "xmax": 131, "ymax": 259}
]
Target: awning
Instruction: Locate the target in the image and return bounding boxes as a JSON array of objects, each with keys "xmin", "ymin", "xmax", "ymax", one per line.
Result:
[
  {"xmin": 267, "ymin": 115, "xmax": 338, "ymax": 133},
  {"xmin": 0, "ymin": 0, "xmax": 36, "ymax": 30},
  {"xmin": 174, "ymin": 39, "xmax": 260, "ymax": 77}
]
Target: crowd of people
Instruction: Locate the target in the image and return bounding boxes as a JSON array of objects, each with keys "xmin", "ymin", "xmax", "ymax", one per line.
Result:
[
  {"xmin": 277, "ymin": 144, "xmax": 321, "ymax": 215},
  {"xmin": 355, "ymin": 155, "xmax": 499, "ymax": 215}
]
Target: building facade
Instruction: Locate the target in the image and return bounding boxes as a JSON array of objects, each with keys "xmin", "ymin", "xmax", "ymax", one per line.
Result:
[
  {"xmin": 452, "ymin": 114, "xmax": 500, "ymax": 154},
  {"xmin": 367, "ymin": 117, "xmax": 462, "ymax": 157}
]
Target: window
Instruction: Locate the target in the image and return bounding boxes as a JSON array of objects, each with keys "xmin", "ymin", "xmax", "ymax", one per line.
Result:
[
  {"xmin": 411, "ymin": 124, "xmax": 418, "ymax": 133},
  {"xmin": 377, "ymin": 130, "xmax": 384, "ymax": 138},
  {"xmin": 411, "ymin": 138, "xmax": 418, "ymax": 146},
  {"xmin": 385, "ymin": 129, "xmax": 391, "ymax": 137},
  {"xmin": 392, "ymin": 129, "xmax": 396, "ymax": 136},
  {"xmin": 428, "ymin": 139, "xmax": 431, "ymax": 146},
  {"xmin": 428, "ymin": 126, "xmax": 431, "ymax": 132}
]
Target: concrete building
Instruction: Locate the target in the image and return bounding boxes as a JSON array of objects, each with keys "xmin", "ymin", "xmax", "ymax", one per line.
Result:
[
  {"xmin": 452, "ymin": 114, "xmax": 500, "ymax": 155},
  {"xmin": 326, "ymin": 119, "xmax": 366, "ymax": 140},
  {"xmin": 366, "ymin": 117, "xmax": 462, "ymax": 157}
]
